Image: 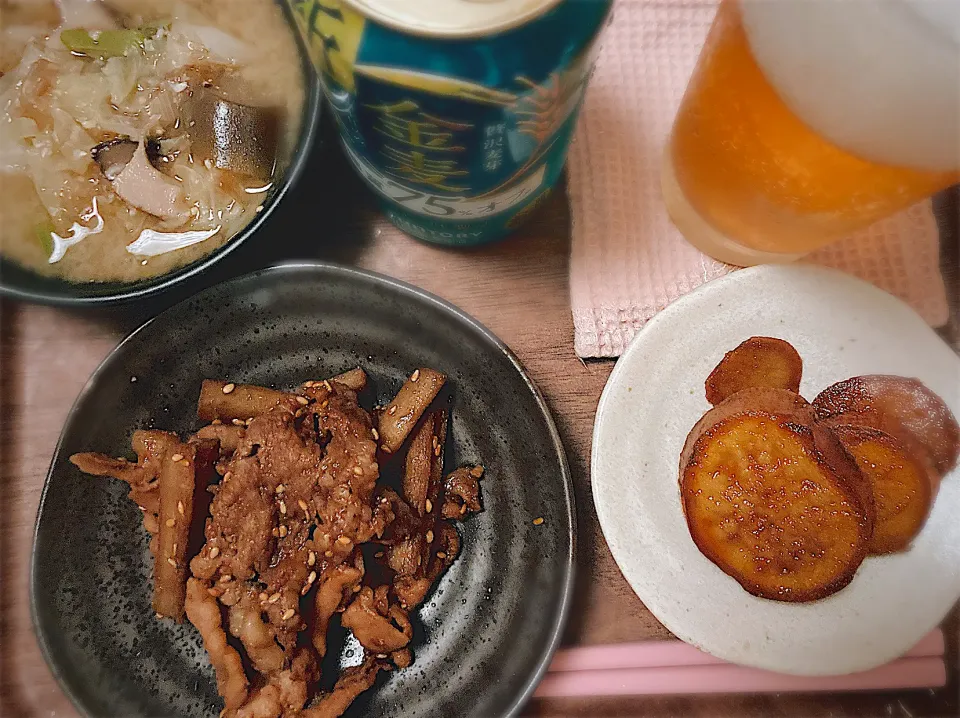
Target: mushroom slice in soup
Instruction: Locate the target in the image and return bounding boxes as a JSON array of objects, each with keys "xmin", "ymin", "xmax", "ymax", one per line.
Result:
[
  {"xmin": 101, "ymin": 142, "xmax": 187, "ymax": 221},
  {"xmin": 92, "ymin": 137, "xmax": 137, "ymax": 180}
]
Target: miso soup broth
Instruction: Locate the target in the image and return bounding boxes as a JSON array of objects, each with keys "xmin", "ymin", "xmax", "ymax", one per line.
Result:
[{"xmin": 0, "ymin": 0, "xmax": 305, "ymax": 283}]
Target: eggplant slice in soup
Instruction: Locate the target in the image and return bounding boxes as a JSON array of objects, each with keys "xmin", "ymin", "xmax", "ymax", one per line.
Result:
[{"xmin": 0, "ymin": 0, "xmax": 305, "ymax": 283}]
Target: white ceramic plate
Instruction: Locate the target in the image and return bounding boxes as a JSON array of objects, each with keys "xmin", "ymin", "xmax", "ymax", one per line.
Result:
[{"xmin": 592, "ymin": 265, "xmax": 960, "ymax": 676}]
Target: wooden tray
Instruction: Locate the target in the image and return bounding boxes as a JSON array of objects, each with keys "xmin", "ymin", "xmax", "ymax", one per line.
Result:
[{"xmin": 2, "ymin": 138, "xmax": 957, "ymax": 717}]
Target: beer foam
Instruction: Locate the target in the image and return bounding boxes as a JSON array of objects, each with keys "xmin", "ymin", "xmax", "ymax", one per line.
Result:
[{"xmin": 741, "ymin": 0, "xmax": 960, "ymax": 172}]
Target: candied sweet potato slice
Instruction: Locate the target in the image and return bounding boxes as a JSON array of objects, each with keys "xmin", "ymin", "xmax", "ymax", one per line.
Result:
[
  {"xmin": 680, "ymin": 390, "xmax": 872, "ymax": 602},
  {"xmin": 813, "ymin": 375, "xmax": 960, "ymax": 475},
  {"xmin": 705, "ymin": 336, "xmax": 803, "ymax": 406},
  {"xmin": 831, "ymin": 424, "xmax": 936, "ymax": 554}
]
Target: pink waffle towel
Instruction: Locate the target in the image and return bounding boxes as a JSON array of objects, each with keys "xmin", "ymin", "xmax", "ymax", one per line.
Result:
[{"xmin": 568, "ymin": 0, "xmax": 950, "ymax": 358}]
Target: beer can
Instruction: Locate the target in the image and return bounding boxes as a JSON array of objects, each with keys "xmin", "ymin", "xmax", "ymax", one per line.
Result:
[{"xmin": 288, "ymin": 0, "xmax": 613, "ymax": 245}]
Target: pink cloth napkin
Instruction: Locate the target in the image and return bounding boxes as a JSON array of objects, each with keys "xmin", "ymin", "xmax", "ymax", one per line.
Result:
[{"xmin": 568, "ymin": 0, "xmax": 950, "ymax": 358}]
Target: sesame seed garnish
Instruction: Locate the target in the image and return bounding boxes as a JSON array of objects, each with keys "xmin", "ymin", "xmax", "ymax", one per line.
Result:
[
  {"xmin": 269, "ymin": 593, "xmax": 281, "ymax": 603},
  {"xmin": 470, "ymin": 466, "xmax": 484, "ymax": 478},
  {"xmin": 353, "ymin": 466, "xmax": 363, "ymax": 475},
  {"xmin": 221, "ymin": 383, "xmax": 236, "ymax": 394},
  {"xmin": 322, "ymin": 380, "xmax": 332, "ymax": 391},
  {"xmin": 425, "ymin": 499, "xmax": 433, "ymax": 513},
  {"xmin": 375, "ymin": 551, "xmax": 384, "ymax": 558},
  {"xmin": 298, "ymin": 499, "xmax": 309, "ymax": 513},
  {"xmin": 304, "ymin": 381, "xmax": 314, "ymax": 388},
  {"xmin": 371, "ymin": 428, "xmax": 379, "ymax": 440},
  {"xmin": 296, "ymin": 396, "xmax": 309, "ymax": 405},
  {"xmin": 171, "ymin": 453, "xmax": 184, "ymax": 462},
  {"xmin": 410, "ymin": 369, "xmax": 420, "ymax": 382},
  {"xmin": 282, "ymin": 608, "xmax": 295, "ymax": 621},
  {"xmin": 279, "ymin": 501, "xmax": 287, "ymax": 515},
  {"xmin": 324, "ymin": 550, "xmax": 333, "ymax": 557},
  {"xmin": 165, "ymin": 518, "xmax": 175, "ymax": 528},
  {"xmin": 209, "ymin": 547, "xmax": 220, "ymax": 559},
  {"xmin": 172, "ymin": 543, "xmax": 178, "ymax": 554},
  {"xmin": 232, "ymin": 418, "xmax": 245, "ymax": 426},
  {"xmin": 307, "ymin": 571, "xmax": 317, "ymax": 584},
  {"xmin": 320, "ymin": 400, "xmax": 329, "ymax": 409},
  {"xmin": 245, "ymin": 418, "xmax": 254, "ymax": 426},
  {"xmin": 437, "ymin": 551, "xmax": 447, "ymax": 559},
  {"xmin": 308, "ymin": 551, "xmax": 316, "ymax": 566},
  {"xmin": 387, "ymin": 405, "xmax": 397, "ymax": 415},
  {"xmin": 156, "ymin": 612, "xmax": 164, "ymax": 619},
  {"xmin": 177, "ymin": 501, "xmax": 185, "ymax": 515},
  {"xmin": 376, "ymin": 653, "xmax": 387, "ymax": 659},
  {"xmin": 275, "ymin": 484, "xmax": 285, "ymax": 494},
  {"xmin": 211, "ymin": 419, "xmax": 222, "ymax": 425},
  {"xmin": 336, "ymin": 536, "xmax": 351, "ymax": 546},
  {"xmin": 167, "ymin": 558, "xmax": 177, "ymax": 568},
  {"xmin": 460, "ymin": 505, "xmax": 467, "ymax": 515},
  {"xmin": 223, "ymin": 472, "xmax": 232, "ymax": 482},
  {"xmin": 533, "ymin": 517, "xmax": 544, "ymax": 526},
  {"xmin": 381, "ymin": 445, "xmax": 392, "ymax": 454},
  {"xmin": 278, "ymin": 525, "xmax": 288, "ymax": 538},
  {"xmin": 220, "ymin": 574, "xmax": 232, "ymax": 583},
  {"xmin": 433, "ymin": 444, "xmax": 441, "ymax": 457},
  {"xmin": 432, "ymin": 436, "xmax": 439, "ymax": 449},
  {"xmin": 426, "ymin": 530, "xmax": 434, "ymax": 543}
]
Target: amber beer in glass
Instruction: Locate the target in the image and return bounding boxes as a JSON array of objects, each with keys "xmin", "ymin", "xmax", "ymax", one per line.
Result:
[{"xmin": 663, "ymin": 0, "xmax": 960, "ymax": 266}]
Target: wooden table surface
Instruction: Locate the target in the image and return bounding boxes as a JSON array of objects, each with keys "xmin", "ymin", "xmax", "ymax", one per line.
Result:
[{"xmin": 2, "ymin": 128, "xmax": 958, "ymax": 717}]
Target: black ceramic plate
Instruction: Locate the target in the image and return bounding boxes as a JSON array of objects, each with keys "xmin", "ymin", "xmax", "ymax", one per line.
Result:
[{"xmin": 31, "ymin": 262, "xmax": 575, "ymax": 718}]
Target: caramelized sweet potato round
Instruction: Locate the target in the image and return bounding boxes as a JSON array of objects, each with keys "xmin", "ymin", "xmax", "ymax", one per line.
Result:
[
  {"xmin": 705, "ymin": 336, "xmax": 803, "ymax": 406},
  {"xmin": 830, "ymin": 424, "xmax": 936, "ymax": 555},
  {"xmin": 680, "ymin": 391, "xmax": 872, "ymax": 602},
  {"xmin": 813, "ymin": 375, "xmax": 959, "ymax": 475}
]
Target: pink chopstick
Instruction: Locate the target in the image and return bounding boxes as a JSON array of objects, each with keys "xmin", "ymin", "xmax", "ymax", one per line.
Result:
[
  {"xmin": 534, "ymin": 629, "xmax": 945, "ymax": 698},
  {"xmin": 534, "ymin": 656, "xmax": 945, "ymax": 698},
  {"xmin": 547, "ymin": 628, "xmax": 944, "ymax": 672}
]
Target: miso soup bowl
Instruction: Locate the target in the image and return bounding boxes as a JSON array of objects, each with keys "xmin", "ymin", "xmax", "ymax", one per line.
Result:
[{"xmin": 0, "ymin": 5, "xmax": 321, "ymax": 308}]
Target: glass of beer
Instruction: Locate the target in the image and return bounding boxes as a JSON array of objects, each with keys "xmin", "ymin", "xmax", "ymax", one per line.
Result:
[{"xmin": 663, "ymin": 0, "xmax": 960, "ymax": 266}]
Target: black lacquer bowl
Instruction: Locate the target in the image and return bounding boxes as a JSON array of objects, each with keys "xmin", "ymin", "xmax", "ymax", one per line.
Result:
[
  {"xmin": 0, "ymin": 0, "xmax": 321, "ymax": 307},
  {"xmin": 31, "ymin": 262, "xmax": 575, "ymax": 717}
]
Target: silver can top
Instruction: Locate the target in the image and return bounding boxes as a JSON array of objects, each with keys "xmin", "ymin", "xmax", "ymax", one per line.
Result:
[{"xmin": 344, "ymin": 0, "xmax": 563, "ymax": 38}]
